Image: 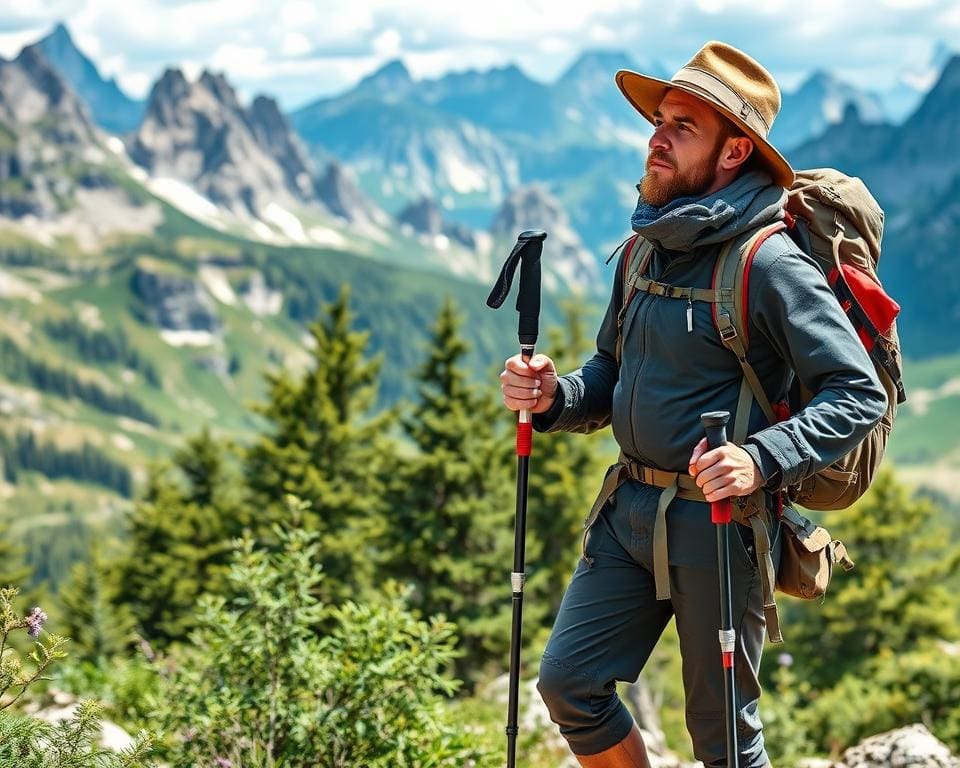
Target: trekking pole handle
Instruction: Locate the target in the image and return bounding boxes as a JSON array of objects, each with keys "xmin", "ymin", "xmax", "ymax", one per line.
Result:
[
  {"xmin": 517, "ymin": 346, "xmax": 534, "ymax": 457},
  {"xmin": 487, "ymin": 229, "xmax": 546, "ymax": 459},
  {"xmin": 701, "ymin": 411, "xmax": 732, "ymax": 524}
]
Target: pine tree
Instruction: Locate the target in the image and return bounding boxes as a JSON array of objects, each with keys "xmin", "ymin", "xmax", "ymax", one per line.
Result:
[
  {"xmin": 108, "ymin": 429, "xmax": 248, "ymax": 646},
  {"xmin": 384, "ymin": 297, "xmax": 514, "ymax": 684},
  {"xmin": 57, "ymin": 546, "xmax": 136, "ymax": 664},
  {"xmin": 244, "ymin": 285, "xmax": 393, "ymax": 604}
]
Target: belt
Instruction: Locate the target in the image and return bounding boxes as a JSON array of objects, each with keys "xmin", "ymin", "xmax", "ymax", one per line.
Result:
[
  {"xmin": 585, "ymin": 452, "xmax": 778, "ymax": 641},
  {"xmin": 585, "ymin": 451, "xmax": 706, "ymax": 601}
]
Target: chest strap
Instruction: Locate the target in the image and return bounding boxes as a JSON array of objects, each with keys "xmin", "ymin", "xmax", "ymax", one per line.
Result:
[{"xmin": 627, "ymin": 274, "xmax": 734, "ymax": 305}]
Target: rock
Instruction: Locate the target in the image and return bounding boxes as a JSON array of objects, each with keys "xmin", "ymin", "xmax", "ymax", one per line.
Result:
[
  {"xmin": 32, "ymin": 695, "xmax": 135, "ymax": 753},
  {"xmin": 842, "ymin": 724, "xmax": 959, "ymax": 768},
  {"xmin": 129, "ymin": 67, "xmax": 316, "ymax": 217},
  {"xmin": 490, "ymin": 184, "xmax": 600, "ymax": 293},
  {"xmin": 131, "ymin": 260, "xmax": 221, "ymax": 334},
  {"xmin": 395, "ymin": 196, "xmax": 478, "ymax": 248},
  {"xmin": 797, "ymin": 758, "xmax": 840, "ymax": 768}
]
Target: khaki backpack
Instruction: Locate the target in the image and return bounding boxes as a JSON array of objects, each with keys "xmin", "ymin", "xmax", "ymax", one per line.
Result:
[{"xmin": 613, "ymin": 168, "xmax": 906, "ymax": 641}]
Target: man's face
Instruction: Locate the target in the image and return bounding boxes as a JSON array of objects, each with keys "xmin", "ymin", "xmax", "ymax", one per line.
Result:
[{"xmin": 639, "ymin": 89, "xmax": 730, "ymax": 208}]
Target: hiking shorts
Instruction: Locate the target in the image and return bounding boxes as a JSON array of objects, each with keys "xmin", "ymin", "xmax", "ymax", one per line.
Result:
[{"xmin": 536, "ymin": 480, "xmax": 781, "ymax": 767}]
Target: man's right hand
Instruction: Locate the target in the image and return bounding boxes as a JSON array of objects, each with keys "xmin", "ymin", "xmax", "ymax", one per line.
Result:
[{"xmin": 500, "ymin": 354, "xmax": 559, "ymax": 413}]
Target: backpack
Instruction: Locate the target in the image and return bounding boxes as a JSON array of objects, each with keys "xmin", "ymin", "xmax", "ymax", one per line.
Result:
[{"xmin": 613, "ymin": 168, "xmax": 906, "ymax": 640}]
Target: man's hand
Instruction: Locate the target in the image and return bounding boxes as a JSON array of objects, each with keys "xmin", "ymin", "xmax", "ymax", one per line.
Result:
[
  {"xmin": 500, "ymin": 354, "xmax": 559, "ymax": 413},
  {"xmin": 688, "ymin": 438, "xmax": 763, "ymax": 502}
]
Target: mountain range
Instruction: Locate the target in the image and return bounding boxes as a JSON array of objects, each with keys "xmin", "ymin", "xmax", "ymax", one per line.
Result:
[
  {"xmin": 1, "ymin": 21, "xmax": 960, "ymax": 524},
  {"xmin": 3, "ymin": 22, "xmax": 959, "ymax": 342}
]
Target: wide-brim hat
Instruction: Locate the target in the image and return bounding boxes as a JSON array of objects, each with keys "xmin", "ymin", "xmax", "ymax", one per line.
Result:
[{"xmin": 615, "ymin": 41, "xmax": 795, "ymax": 188}]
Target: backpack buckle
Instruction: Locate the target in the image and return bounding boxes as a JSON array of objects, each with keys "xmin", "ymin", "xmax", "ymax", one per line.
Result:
[{"xmin": 719, "ymin": 323, "xmax": 739, "ymax": 342}]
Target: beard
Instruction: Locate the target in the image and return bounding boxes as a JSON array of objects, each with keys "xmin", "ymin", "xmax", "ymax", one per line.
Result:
[{"xmin": 640, "ymin": 141, "xmax": 723, "ymax": 208}]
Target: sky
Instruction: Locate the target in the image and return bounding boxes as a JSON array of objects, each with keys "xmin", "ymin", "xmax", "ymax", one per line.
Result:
[{"xmin": 0, "ymin": 0, "xmax": 956, "ymax": 110}]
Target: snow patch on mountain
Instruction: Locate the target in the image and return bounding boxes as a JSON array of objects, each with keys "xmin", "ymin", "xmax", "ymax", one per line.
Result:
[
  {"xmin": 160, "ymin": 330, "xmax": 217, "ymax": 347},
  {"xmin": 147, "ymin": 177, "xmax": 223, "ymax": 225},
  {"xmin": 262, "ymin": 203, "xmax": 308, "ymax": 243},
  {"xmin": 198, "ymin": 266, "xmax": 237, "ymax": 306}
]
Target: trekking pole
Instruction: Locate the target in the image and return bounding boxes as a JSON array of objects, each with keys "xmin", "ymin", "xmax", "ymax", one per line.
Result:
[
  {"xmin": 486, "ymin": 229, "xmax": 547, "ymax": 768},
  {"xmin": 701, "ymin": 410, "xmax": 739, "ymax": 768}
]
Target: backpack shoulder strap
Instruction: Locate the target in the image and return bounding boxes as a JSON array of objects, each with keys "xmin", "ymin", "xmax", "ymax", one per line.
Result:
[
  {"xmin": 615, "ymin": 235, "xmax": 654, "ymax": 365},
  {"xmin": 712, "ymin": 222, "xmax": 786, "ymax": 443}
]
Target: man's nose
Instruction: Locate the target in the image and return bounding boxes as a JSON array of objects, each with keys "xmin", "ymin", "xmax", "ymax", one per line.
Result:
[{"xmin": 648, "ymin": 125, "xmax": 669, "ymax": 152}]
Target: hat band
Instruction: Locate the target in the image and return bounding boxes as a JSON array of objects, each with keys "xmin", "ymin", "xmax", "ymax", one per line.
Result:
[{"xmin": 671, "ymin": 66, "xmax": 770, "ymax": 137}]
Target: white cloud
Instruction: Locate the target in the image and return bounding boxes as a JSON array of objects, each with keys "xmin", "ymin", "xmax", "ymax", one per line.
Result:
[
  {"xmin": 210, "ymin": 43, "xmax": 269, "ymax": 77},
  {"xmin": 372, "ymin": 28, "xmax": 401, "ymax": 58},
  {"xmin": 0, "ymin": 0, "xmax": 954, "ymax": 107},
  {"xmin": 280, "ymin": 31, "xmax": 311, "ymax": 57},
  {"xmin": 0, "ymin": 28, "xmax": 46, "ymax": 58}
]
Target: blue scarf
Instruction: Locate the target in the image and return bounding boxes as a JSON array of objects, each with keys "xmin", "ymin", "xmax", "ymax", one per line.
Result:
[{"xmin": 630, "ymin": 170, "xmax": 786, "ymax": 255}]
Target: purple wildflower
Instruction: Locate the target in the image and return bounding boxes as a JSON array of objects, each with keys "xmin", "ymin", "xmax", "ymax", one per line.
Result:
[
  {"xmin": 25, "ymin": 607, "xmax": 47, "ymax": 638},
  {"xmin": 777, "ymin": 652, "xmax": 794, "ymax": 668},
  {"xmin": 214, "ymin": 758, "xmax": 232, "ymax": 768}
]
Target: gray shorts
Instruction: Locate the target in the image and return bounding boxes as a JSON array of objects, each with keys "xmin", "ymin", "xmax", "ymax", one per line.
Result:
[{"xmin": 536, "ymin": 480, "xmax": 781, "ymax": 767}]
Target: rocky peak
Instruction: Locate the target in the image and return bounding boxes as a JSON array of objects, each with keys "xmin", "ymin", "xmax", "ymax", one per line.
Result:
[
  {"xmin": 249, "ymin": 95, "xmax": 286, "ymax": 139},
  {"xmin": 248, "ymin": 94, "xmax": 315, "ymax": 198},
  {"xmin": 355, "ymin": 59, "xmax": 414, "ymax": 101},
  {"xmin": 315, "ymin": 161, "xmax": 386, "ymax": 225},
  {"xmin": 34, "ymin": 23, "xmax": 76, "ymax": 67},
  {"xmin": 558, "ymin": 50, "xmax": 636, "ymax": 85},
  {"xmin": 908, "ymin": 54, "xmax": 960, "ymax": 121},
  {"xmin": 144, "ymin": 68, "xmax": 190, "ymax": 123},
  {"xmin": 396, "ymin": 196, "xmax": 477, "ymax": 248},
  {"xmin": 0, "ymin": 45, "xmax": 96, "ymax": 144},
  {"xmin": 131, "ymin": 68, "xmax": 321, "ymax": 216},
  {"xmin": 28, "ymin": 21, "xmax": 143, "ymax": 135},
  {"xmin": 13, "ymin": 46, "xmax": 73, "ymax": 111},
  {"xmin": 197, "ymin": 70, "xmax": 243, "ymax": 113},
  {"xmin": 397, "ymin": 197, "xmax": 444, "ymax": 235},
  {"xmin": 491, "ymin": 185, "xmax": 599, "ymax": 292}
]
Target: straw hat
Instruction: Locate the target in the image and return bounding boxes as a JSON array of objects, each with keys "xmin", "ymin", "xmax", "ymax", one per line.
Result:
[{"xmin": 616, "ymin": 41, "xmax": 795, "ymax": 187}]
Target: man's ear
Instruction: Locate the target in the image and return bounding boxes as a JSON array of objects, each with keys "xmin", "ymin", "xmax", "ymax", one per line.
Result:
[{"xmin": 720, "ymin": 136, "xmax": 754, "ymax": 172}]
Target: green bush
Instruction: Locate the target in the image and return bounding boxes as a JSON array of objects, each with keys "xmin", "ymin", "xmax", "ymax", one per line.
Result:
[
  {"xmin": 151, "ymin": 505, "xmax": 491, "ymax": 767},
  {"xmin": 0, "ymin": 587, "xmax": 155, "ymax": 768}
]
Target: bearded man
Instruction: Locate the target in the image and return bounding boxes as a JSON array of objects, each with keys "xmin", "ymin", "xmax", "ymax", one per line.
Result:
[{"xmin": 498, "ymin": 41, "xmax": 886, "ymax": 768}]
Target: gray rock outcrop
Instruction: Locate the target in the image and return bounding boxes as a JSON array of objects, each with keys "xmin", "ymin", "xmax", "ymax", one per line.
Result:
[
  {"xmin": 841, "ymin": 724, "xmax": 959, "ymax": 768},
  {"xmin": 131, "ymin": 260, "xmax": 220, "ymax": 334}
]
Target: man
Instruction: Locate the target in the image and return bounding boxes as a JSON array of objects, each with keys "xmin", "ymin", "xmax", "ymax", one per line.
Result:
[{"xmin": 498, "ymin": 42, "xmax": 886, "ymax": 768}]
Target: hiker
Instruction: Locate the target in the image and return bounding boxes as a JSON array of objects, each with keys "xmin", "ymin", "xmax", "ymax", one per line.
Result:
[{"xmin": 498, "ymin": 41, "xmax": 887, "ymax": 768}]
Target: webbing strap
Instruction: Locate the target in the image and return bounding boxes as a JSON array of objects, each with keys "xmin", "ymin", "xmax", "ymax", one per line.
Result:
[
  {"xmin": 627, "ymin": 275, "xmax": 734, "ymax": 304},
  {"xmin": 716, "ymin": 311, "xmax": 777, "ymax": 426},
  {"xmin": 583, "ymin": 453, "xmax": 705, "ymax": 601},
  {"xmin": 733, "ymin": 377, "xmax": 755, "ymax": 446},
  {"xmin": 615, "ymin": 237, "xmax": 655, "ymax": 364},
  {"xmin": 654, "ymin": 480, "xmax": 678, "ymax": 600},
  {"xmin": 749, "ymin": 512, "xmax": 782, "ymax": 643}
]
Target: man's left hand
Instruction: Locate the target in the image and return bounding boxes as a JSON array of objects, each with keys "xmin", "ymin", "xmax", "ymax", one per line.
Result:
[{"xmin": 688, "ymin": 438, "xmax": 763, "ymax": 502}]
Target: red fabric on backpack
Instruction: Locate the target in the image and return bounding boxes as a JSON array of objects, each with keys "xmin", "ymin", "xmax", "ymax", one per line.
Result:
[{"xmin": 829, "ymin": 264, "xmax": 900, "ymax": 350}]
